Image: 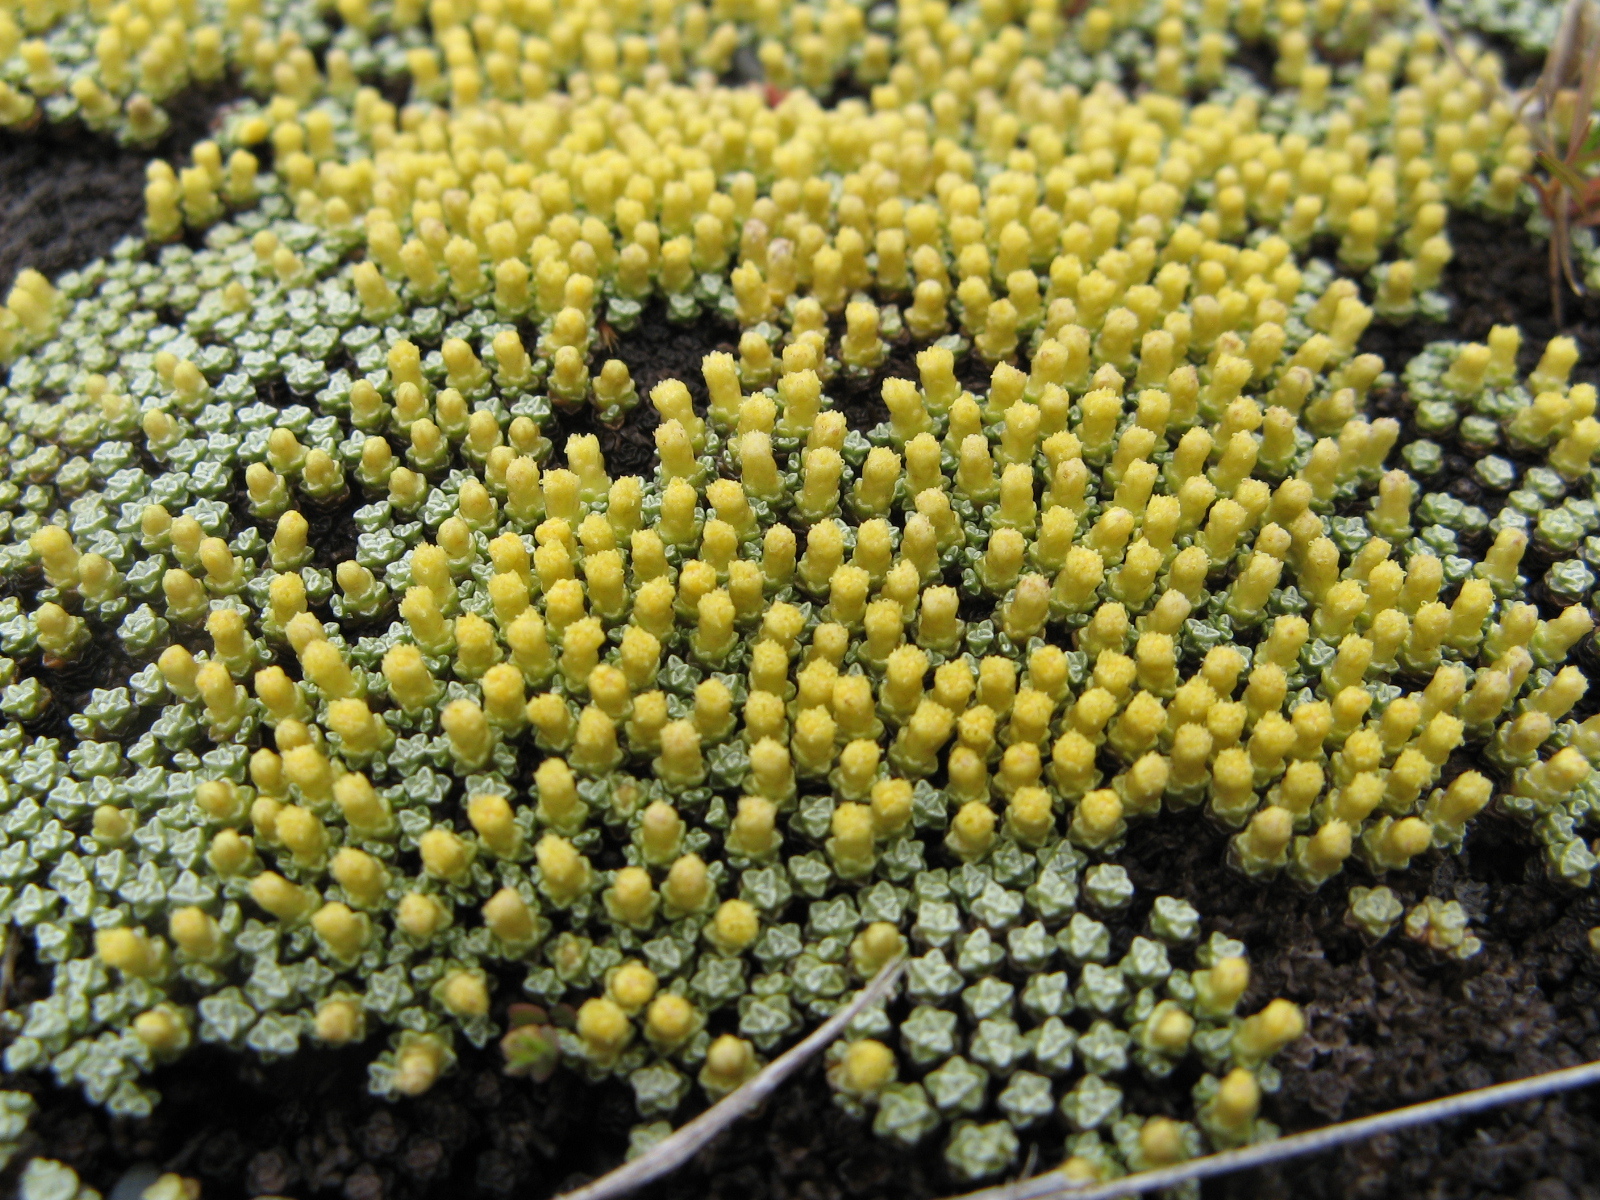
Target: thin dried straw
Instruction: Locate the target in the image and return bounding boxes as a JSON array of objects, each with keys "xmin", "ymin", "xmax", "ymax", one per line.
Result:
[
  {"xmin": 550, "ymin": 962, "xmax": 1600, "ymax": 1200},
  {"xmin": 945, "ymin": 1059, "xmax": 1600, "ymax": 1200},
  {"xmin": 554, "ymin": 955, "xmax": 907, "ymax": 1200}
]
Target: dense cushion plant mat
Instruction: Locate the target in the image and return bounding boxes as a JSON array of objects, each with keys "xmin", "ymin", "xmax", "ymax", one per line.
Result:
[{"xmin": 2, "ymin": 0, "xmax": 1600, "ymax": 1193}]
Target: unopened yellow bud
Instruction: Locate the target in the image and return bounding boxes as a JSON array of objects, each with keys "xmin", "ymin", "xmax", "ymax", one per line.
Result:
[
  {"xmin": 483, "ymin": 886, "xmax": 540, "ymax": 948},
  {"xmin": 169, "ymin": 907, "xmax": 222, "ymax": 960},
  {"xmin": 465, "ymin": 793, "xmax": 522, "ymax": 859},
  {"xmin": 1140, "ymin": 999, "xmax": 1195, "ymax": 1058},
  {"xmin": 393, "ymin": 1035, "xmax": 449, "ymax": 1096},
  {"xmin": 607, "ymin": 961, "xmax": 659, "ymax": 1015},
  {"xmin": 208, "ymin": 829, "xmax": 254, "ymax": 876},
  {"xmin": 311, "ymin": 902, "xmax": 370, "ymax": 962},
  {"xmin": 701, "ymin": 1033, "xmax": 758, "ymax": 1095},
  {"xmin": 96, "ymin": 927, "xmax": 168, "ymax": 979},
  {"xmin": 250, "ymin": 872, "xmax": 316, "ymax": 923},
  {"xmin": 133, "ymin": 1007, "xmax": 189, "ymax": 1058},
  {"xmin": 396, "ymin": 892, "xmax": 451, "ymax": 941},
  {"xmin": 1233, "ymin": 998, "xmax": 1305, "ymax": 1063},
  {"xmin": 576, "ymin": 998, "xmax": 630, "ymax": 1062},
  {"xmin": 314, "ymin": 996, "xmax": 365, "ymax": 1046},
  {"xmin": 536, "ymin": 833, "xmax": 591, "ymax": 904},
  {"xmin": 705, "ymin": 898, "xmax": 760, "ymax": 954},
  {"xmin": 662, "ymin": 852, "xmax": 712, "ymax": 918},
  {"xmin": 832, "ymin": 1039, "xmax": 896, "ymax": 1099}
]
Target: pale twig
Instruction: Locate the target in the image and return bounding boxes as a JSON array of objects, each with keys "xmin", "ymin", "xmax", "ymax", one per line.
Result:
[
  {"xmin": 553, "ymin": 955, "xmax": 907, "ymax": 1200},
  {"xmin": 943, "ymin": 1059, "xmax": 1600, "ymax": 1200}
]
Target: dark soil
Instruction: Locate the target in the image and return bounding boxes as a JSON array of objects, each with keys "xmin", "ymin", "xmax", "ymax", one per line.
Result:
[
  {"xmin": 548, "ymin": 303, "xmax": 737, "ymax": 477},
  {"xmin": 1359, "ymin": 212, "xmax": 1600, "ymax": 391},
  {"xmin": 1140, "ymin": 813, "xmax": 1600, "ymax": 1200},
  {"xmin": 4, "ymin": 809, "xmax": 1599, "ymax": 1200},
  {"xmin": 6, "ymin": 91, "xmax": 1600, "ymax": 1200},
  {"xmin": 0, "ymin": 88, "xmax": 237, "ymax": 300}
]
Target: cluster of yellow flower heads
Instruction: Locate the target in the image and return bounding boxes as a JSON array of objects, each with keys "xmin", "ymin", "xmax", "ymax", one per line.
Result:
[{"xmin": 1, "ymin": 0, "xmax": 1599, "ymax": 1185}]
